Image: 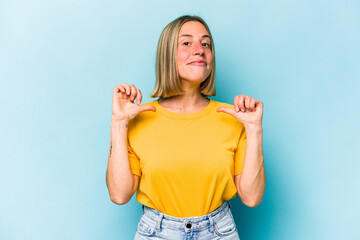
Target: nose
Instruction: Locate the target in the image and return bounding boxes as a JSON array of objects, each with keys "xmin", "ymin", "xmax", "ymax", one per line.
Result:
[{"xmin": 192, "ymin": 42, "xmax": 204, "ymax": 56}]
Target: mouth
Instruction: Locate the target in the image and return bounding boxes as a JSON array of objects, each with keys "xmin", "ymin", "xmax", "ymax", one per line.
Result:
[{"xmin": 188, "ymin": 60, "xmax": 207, "ymax": 66}]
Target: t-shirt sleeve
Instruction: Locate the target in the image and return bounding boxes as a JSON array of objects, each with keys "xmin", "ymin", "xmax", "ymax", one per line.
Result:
[
  {"xmin": 128, "ymin": 143, "xmax": 141, "ymax": 177},
  {"xmin": 234, "ymin": 126, "xmax": 247, "ymax": 175}
]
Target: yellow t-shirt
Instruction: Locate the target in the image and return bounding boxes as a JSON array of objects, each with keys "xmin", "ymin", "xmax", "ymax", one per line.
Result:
[{"xmin": 127, "ymin": 98, "xmax": 246, "ymax": 217}]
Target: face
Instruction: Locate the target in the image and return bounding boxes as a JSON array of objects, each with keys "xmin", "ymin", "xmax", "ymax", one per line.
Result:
[{"xmin": 176, "ymin": 21, "xmax": 213, "ymax": 85}]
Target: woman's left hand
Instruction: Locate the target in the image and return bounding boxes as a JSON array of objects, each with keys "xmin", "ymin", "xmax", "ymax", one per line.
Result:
[{"xmin": 216, "ymin": 94, "xmax": 263, "ymax": 128}]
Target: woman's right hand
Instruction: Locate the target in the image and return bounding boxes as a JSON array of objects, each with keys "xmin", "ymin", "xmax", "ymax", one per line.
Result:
[{"xmin": 112, "ymin": 83, "xmax": 156, "ymax": 122}]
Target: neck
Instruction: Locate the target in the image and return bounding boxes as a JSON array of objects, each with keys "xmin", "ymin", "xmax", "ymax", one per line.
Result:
[{"xmin": 159, "ymin": 82, "xmax": 209, "ymax": 113}]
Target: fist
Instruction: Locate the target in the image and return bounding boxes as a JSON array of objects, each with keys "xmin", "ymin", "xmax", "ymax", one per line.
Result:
[
  {"xmin": 217, "ymin": 94, "xmax": 263, "ymax": 127},
  {"xmin": 112, "ymin": 83, "xmax": 156, "ymax": 122}
]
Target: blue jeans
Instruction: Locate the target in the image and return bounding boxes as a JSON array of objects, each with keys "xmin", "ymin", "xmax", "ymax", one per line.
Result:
[{"xmin": 134, "ymin": 201, "xmax": 240, "ymax": 240}]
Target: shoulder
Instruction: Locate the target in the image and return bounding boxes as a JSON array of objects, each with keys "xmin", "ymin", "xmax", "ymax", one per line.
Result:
[
  {"xmin": 212, "ymin": 99, "xmax": 234, "ymax": 109},
  {"xmin": 211, "ymin": 99, "xmax": 244, "ymax": 130},
  {"xmin": 139, "ymin": 100, "xmax": 157, "ymax": 107},
  {"xmin": 128, "ymin": 100, "xmax": 158, "ymax": 126},
  {"xmin": 211, "ymin": 99, "xmax": 236, "ymax": 114}
]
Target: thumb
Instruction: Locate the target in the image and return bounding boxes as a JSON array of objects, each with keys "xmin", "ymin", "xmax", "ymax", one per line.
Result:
[
  {"xmin": 216, "ymin": 107, "xmax": 237, "ymax": 118},
  {"xmin": 139, "ymin": 105, "xmax": 156, "ymax": 113}
]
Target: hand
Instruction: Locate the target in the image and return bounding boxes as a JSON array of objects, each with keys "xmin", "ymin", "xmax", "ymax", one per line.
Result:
[
  {"xmin": 216, "ymin": 94, "xmax": 263, "ymax": 129},
  {"xmin": 112, "ymin": 83, "xmax": 156, "ymax": 122}
]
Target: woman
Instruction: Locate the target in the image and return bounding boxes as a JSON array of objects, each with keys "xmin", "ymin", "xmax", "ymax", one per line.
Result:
[{"xmin": 106, "ymin": 15, "xmax": 265, "ymax": 239}]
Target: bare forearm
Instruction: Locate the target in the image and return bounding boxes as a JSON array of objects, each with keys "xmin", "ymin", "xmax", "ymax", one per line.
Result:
[
  {"xmin": 106, "ymin": 120, "xmax": 135, "ymax": 204},
  {"xmin": 237, "ymin": 126, "xmax": 265, "ymax": 207}
]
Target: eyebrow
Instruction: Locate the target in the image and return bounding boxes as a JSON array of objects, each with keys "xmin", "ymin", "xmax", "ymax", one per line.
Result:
[{"xmin": 179, "ymin": 34, "xmax": 211, "ymax": 39}]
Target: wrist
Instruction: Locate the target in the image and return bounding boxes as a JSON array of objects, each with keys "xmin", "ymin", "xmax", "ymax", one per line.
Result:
[
  {"xmin": 111, "ymin": 119, "xmax": 129, "ymax": 129},
  {"xmin": 112, "ymin": 117, "xmax": 128, "ymax": 123},
  {"xmin": 243, "ymin": 124, "xmax": 263, "ymax": 135}
]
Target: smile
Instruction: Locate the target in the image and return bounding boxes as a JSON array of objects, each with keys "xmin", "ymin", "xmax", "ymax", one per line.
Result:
[{"xmin": 188, "ymin": 61, "xmax": 206, "ymax": 66}]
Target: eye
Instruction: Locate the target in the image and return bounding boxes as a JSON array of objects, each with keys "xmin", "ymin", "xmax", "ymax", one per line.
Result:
[
  {"xmin": 202, "ymin": 42, "xmax": 210, "ymax": 47},
  {"xmin": 183, "ymin": 42, "xmax": 190, "ymax": 46}
]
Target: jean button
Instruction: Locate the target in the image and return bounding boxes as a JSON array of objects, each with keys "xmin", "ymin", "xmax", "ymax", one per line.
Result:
[{"xmin": 186, "ymin": 222, "xmax": 192, "ymax": 228}]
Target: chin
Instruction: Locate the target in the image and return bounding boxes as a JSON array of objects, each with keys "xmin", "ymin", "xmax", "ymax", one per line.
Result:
[
  {"xmin": 182, "ymin": 73, "xmax": 210, "ymax": 82},
  {"xmin": 182, "ymin": 77, "xmax": 207, "ymax": 84}
]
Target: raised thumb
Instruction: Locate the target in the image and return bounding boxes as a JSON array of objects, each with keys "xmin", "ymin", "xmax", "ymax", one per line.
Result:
[
  {"xmin": 216, "ymin": 107, "xmax": 237, "ymax": 118},
  {"xmin": 139, "ymin": 105, "xmax": 156, "ymax": 113}
]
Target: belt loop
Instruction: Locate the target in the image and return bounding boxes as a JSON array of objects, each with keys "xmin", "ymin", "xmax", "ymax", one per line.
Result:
[
  {"xmin": 208, "ymin": 215, "xmax": 215, "ymax": 234},
  {"xmin": 228, "ymin": 201, "xmax": 231, "ymax": 209},
  {"xmin": 156, "ymin": 213, "xmax": 164, "ymax": 231},
  {"xmin": 142, "ymin": 205, "xmax": 144, "ymax": 211}
]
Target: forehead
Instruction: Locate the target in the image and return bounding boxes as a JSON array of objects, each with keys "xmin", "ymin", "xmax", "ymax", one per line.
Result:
[{"xmin": 179, "ymin": 21, "xmax": 210, "ymax": 36}]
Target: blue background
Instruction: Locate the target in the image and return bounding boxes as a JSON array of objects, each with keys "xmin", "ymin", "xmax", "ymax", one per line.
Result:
[{"xmin": 1, "ymin": 0, "xmax": 359, "ymax": 239}]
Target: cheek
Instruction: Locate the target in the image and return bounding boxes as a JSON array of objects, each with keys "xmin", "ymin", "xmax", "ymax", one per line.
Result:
[
  {"xmin": 206, "ymin": 50, "xmax": 213, "ymax": 62},
  {"xmin": 206, "ymin": 52, "xmax": 213, "ymax": 70},
  {"xmin": 177, "ymin": 50, "xmax": 189, "ymax": 63},
  {"xmin": 176, "ymin": 52, "xmax": 187, "ymax": 74}
]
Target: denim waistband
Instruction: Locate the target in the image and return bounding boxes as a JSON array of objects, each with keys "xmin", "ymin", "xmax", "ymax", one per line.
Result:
[{"xmin": 141, "ymin": 201, "xmax": 231, "ymax": 233}]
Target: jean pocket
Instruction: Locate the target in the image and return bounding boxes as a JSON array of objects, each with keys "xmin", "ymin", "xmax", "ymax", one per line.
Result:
[
  {"xmin": 214, "ymin": 211, "xmax": 237, "ymax": 237},
  {"xmin": 136, "ymin": 215, "xmax": 156, "ymax": 237}
]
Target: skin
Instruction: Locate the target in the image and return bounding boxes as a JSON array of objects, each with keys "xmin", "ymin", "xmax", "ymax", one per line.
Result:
[
  {"xmin": 106, "ymin": 21, "xmax": 265, "ymax": 207},
  {"xmin": 159, "ymin": 21, "xmax": 213, "ymax": 112},
  {"xmin": 105, "ymin": 84, "xmax": 154, "ymax": 204}
]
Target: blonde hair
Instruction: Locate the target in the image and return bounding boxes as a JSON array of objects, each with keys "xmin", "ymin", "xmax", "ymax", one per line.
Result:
[{"xmin": 150, "ymin": 15, "xmax": 216, "ymax": 98}]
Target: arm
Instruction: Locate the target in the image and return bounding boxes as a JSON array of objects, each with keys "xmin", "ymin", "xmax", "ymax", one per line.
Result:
[
  {"xmin": 106, "ymin": 119, "xmax": 140, "ymax": 205},
  {"xmin": 106, "ymin": 83, "xmax": 155, "ymax": 205},
  {"xmin": 217, "ymin": 94, "xmax": 266, "ymax": 207},
  {"xmin": 234, "ymin": 125, "xmax": 265, "ymax": 207}
]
